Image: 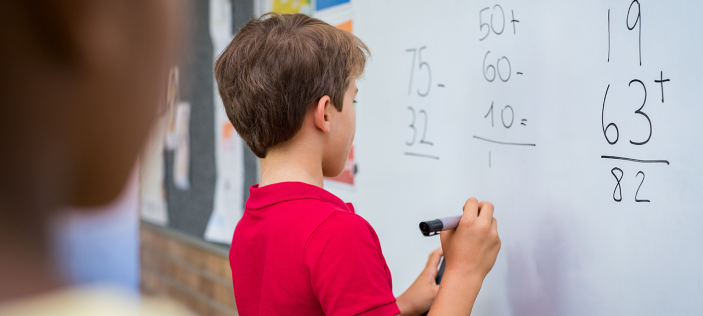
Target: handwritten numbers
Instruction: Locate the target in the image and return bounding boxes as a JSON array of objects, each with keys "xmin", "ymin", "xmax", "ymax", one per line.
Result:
[
  {"xmin": 626, "ymin": 0, "xmax": 642, "ymax": 65},
  {"xmin": 476, "ymin": 5, "xmax": 531, "ymax": 167},
  {"xmin": 501, "ymin": 105, "xmax": 514, "ymax": 128},
  {"xmin": 601, "ymin": 80, "xmax": 653, "ymax": 146},
  {"xmin": 491, "ymin": 5, "xmax": 505, "ymax": 35},
  {"xmin": 497, "ymin": 56, "xmax": 512, "ymax": 82},
  {"xmin": 417, "ymin": 47, "xmax": 432, "ymax": 97},
  {"xmin": 635, "ymin": 171, "xmax": 650, "ymax": 203},
  {"xmin": 483, "ymin": 51, "xmax": 496, "ymax": 82},
  {"xmin": 406, "ymin": 46, "xmax": 432, "ymax": 97},
  {"xmin": 485, "ymin": 102, "xmax": 523, "ymax": 129},
  {"xmin": 601, "ymin": 85, "xmax": 619, "ymax": 145},
  {"xmin": 608, "ymin": 3, "xmax": 643, "ymax": 64},
  {"xmin": 480, "ymin": 5, "xmax": 511, "ymax": 41},
  {"xmin": 404, "ymin": 106, "xmax": 437, "ymax": 160},
  {"xmin": 610, "ymin": 168, "xmax": 651, "ymax": 203},
  {"xmin": 403, "ymin": 44, "xmax": 439, "ymax": 160},
  {"xmin": 484, "ymin": 102, "xmax": 494, "ymax": 127},
  {"xmin": 406, "ymin": 107, "xmax": 416, "ymax": 146},
  {"xmin": 405, "ymin": 48, "xmax": 416, "ymax": 95},
  {"xmin": 479, "ymin": 7, "xmax": 491, "ymax": 41},
  {"xmin": 611, "ymin": 167, "xmax": 624, "ymax": 202},
  {"xmin": 418, "ymin": 110, "xmax": 433, "ymax": 145},
  {"xmin": 600, "ymin": 26, "xmax": 666, "ymax": 203},
  {"xmin": 483, "ymin": 51, "xmax": 511, "ymax": 83},
  {"xmin": 628, "ymin": 79, "xmax": 651, "ymax": 145},
  {"xmin": 406, "ymin": 106, "xmax": 433, "ymax": 147}
]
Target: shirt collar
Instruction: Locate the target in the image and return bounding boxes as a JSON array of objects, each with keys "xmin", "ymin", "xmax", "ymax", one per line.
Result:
[{"xmin": 245, "ymin": 181, "xmax": 353, "ymax": 213}]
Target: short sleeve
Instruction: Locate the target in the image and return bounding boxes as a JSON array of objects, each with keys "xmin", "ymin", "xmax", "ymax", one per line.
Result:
[{"xmin": 304, "ymin": 212, "xmax": 400, "ymax": 316}]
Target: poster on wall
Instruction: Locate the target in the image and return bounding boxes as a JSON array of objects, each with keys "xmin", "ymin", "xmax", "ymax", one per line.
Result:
[
  {"xmin": 315, "ymin": 0, "xmax": 350, "ymax": 12},
  {"xmin": 139, "ymin": 64, "xmax": 184, "ymax": 225},
  {"xmin": 256, "ymin": 0, "xmax": 312, "ymax": 15},
  {"xmin": 164, "ymin": 67, "xmax": 180, "ymax": 150},
  {"xmin": 204, "ymin": 0, "xmax": 245, "ymax": 244},
  {"xmin": 139, "ymin": 103, "xmax": 169, "ymax": 225},
  {"xmin": 172, "ymin": 102, "xmax": 191, "ymax": 191}
]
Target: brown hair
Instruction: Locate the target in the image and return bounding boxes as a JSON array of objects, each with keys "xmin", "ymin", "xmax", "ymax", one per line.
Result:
[{"xmin": 214, "ymin": 13, "xmax": 370, "ymax": 158}]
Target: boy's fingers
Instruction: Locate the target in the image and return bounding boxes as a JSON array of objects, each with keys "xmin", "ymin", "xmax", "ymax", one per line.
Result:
[
  {"xmin": 478, "ymin": 201, "xmax": 494, "ymax": 221},
  {"xmin": 462, "ymin": 198, "xmax": 479, "ymax": 217},
  {"xmin": 425, "ymin": 247, "xmax": 443, "ymax": 270}
]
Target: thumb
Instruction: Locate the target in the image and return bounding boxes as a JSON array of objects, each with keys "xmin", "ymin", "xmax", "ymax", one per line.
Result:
[{"xmin": 425, "ymin": 247, "xmax": 443, "ymax": 279}]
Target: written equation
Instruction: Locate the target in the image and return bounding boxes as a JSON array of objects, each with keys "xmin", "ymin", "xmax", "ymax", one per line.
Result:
[
  {"xmin": 473, "ymin": 4, "xmax": 535, "ymax": 168},
  {"xmin": 402, "ymin": 46, "xmax": 444, "ymax": 160},
  {"xmin": 601, "ymin": 1, "xmax": 671, "ymax": 203}
]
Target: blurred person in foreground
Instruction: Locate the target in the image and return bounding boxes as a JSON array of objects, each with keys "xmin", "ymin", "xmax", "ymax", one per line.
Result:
[{"xmin": 0, "ymin": 0, "xmax": 190, "ymax": 315}]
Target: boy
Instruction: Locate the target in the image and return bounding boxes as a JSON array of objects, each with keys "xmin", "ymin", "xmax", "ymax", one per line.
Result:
[{"xmin": 215, "ymin": 13, "xmax": 501, "ymax": 315}]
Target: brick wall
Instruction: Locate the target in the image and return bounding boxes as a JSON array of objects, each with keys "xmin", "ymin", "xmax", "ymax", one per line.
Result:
[{"xmin": 140, "ymin": 223, "xmax": 238, "ymax": 316}]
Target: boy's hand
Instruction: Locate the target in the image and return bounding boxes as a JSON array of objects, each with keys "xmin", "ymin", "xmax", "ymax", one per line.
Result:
[
  {"xmin": 429, "ymin": 198, "xmax": 500, "ymax": 316},
  {"xmin": 441, "ymin": 199, "xmax": 500, "ymax": 278},
  {"xmin": 395, "ymin": 247, "xmax": 443, "ymax": 316}
]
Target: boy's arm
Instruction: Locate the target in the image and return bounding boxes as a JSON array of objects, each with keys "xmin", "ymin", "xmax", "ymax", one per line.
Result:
[
  {"xmin": 306, "ymin": 212, "xmax": 400, "ymax": 316},
  {"xmin": 429, "ymin": 199, "xmax": 501, "ymax": 316},
  {"xmin": 428, "ymin": 271, "xmax": 483, "ymax": 315}
]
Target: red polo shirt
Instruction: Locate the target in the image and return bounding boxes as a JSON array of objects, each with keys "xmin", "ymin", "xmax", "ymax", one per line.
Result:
[{"xmin": 229, "ymin": 182, "xmax": 400, "ymax": 316}]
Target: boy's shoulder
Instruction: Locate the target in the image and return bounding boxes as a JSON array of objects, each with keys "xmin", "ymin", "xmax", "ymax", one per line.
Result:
[
  {"xmin": 304, "ymin": 206, "xmax": 380, "ymax": 253},
  {"xmin": 236, "ymin": 181, "xmax": 383, "ymax": 262},
  {"xmin": 242, "ymin": 181, "xmax": 373, "ymax": 234},
  {"xmin": 246, "ymin": 182, "xmax": 351, "ymax": 213}
]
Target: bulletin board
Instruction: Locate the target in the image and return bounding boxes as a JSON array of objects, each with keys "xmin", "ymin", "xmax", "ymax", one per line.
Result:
[{"xmin": 140, "ymin": 0, "xmax": 258, "ymax": 246}]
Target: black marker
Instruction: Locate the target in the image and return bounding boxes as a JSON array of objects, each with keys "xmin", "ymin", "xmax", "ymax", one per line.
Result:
[{"xmin": 419, "ymin": 215, "xmax": 462, "ymax": 236}]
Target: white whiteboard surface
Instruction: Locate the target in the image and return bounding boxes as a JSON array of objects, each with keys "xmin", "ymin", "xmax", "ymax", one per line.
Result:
[{"xmin": 321, "ymin": 1, "xmax": 703, "ymax": 315}]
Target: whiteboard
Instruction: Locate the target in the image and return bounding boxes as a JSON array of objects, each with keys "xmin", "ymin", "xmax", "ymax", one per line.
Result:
[{"xmin": 319, "ymin": 1, "xmax": 703, "ymax": 315}]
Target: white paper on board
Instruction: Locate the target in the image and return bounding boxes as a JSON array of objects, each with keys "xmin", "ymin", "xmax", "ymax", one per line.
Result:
[
  {"xmin": 173, "ymin": 102, "xmax": 191, "ymax": 191},
  {"xmin": 164, "ymin": 66, "xmax": 180, "ymax": 150},
  {"xmin": 204, "ymin": 0, "xmax": 245, "ymax": 244},
  {"xmin": 139, "ymin": 116, "xmax": 169, "ymax": 226}
]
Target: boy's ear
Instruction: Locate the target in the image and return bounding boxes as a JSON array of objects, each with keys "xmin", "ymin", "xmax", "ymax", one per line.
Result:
[{"xmin": 314, "ymin": 95, "xmax": 332, "ymax": 133}]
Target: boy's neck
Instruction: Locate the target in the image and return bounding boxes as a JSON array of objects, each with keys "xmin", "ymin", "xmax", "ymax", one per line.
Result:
[{"xmin": 259, "ymin": 137, "xmax": 325, "ymax": 188}]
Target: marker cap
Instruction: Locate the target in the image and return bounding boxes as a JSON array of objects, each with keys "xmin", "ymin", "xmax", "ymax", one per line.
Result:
[{"xmin": 419, "ymin": 219, "xmax": 443, "ymax": 236}]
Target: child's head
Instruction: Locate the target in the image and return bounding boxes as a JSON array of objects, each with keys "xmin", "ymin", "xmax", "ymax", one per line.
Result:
[
  {"xmin": 0, "ymin": 0, "xmax": 181, "ymax": 300},
  {"xmin": 214, "ymin": 13, "xmax": 369, "ymax": 176}
]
